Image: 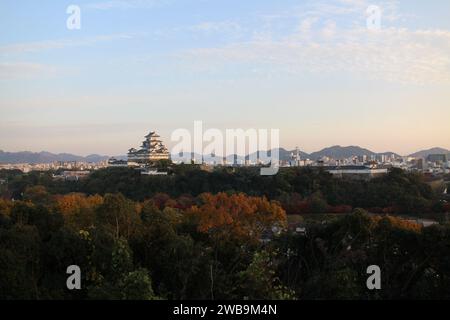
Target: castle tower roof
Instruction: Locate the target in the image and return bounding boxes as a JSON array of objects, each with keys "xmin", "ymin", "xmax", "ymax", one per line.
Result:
[{"xmin": 145, "ymin": 131, "xmax": 160, "ymax": 138}]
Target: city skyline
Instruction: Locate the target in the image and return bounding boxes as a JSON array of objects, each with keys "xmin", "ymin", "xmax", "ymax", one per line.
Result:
[
  {"xmin": 1, "ymin": 0, "xmax": 450, "ymax": 156},
  {"xmin": 0, "ymin": 142, "xmax": 448, "ymax": 159}
]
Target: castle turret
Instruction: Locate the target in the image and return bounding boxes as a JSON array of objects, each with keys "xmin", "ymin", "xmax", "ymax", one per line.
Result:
[{"xmin": 127, "ymin": 130, "xmax": 170, "ymax": 166}]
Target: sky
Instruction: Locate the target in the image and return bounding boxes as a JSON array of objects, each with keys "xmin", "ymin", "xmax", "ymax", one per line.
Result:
[{"xmin": 0, "ymin": 0, "xmax": 449, "ymax": 156}]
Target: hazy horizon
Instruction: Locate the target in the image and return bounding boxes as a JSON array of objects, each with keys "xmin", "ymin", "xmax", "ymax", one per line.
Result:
[
  {"xmin": 1, "ymin": 0, "xmax": 450, "ymax": 156},
  {"xmin": 1, "ymin": 143, "xmax": 449, "ymax": 158}
]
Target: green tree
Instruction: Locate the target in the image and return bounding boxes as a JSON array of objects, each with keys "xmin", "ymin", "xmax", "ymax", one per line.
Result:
[
  {"xmin": 96, "ymin": 193, "xmax": 140, "ymax": 240},
  {"xmin": 236, "ymin": 250, "xmax": 295, "ymax": 300}
]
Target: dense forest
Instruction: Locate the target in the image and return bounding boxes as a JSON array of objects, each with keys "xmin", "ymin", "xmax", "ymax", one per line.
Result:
[
  {"xmin": 1, "ymin": 166, "xmax": 449, "ymax": 215},
  {"xmin": 1, "ymin": 167, "xmax": 450, "ymax": 299}
]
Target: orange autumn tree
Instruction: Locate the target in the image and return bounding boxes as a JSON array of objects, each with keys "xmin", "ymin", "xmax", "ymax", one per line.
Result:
[
  {"xmin": 373, "ymin": 214, "xmax": 422, "ymax": 233},
  {"xmin": 0, "ymin": 198, "xmax": 13, "ymax": 217},
  {"xmin": 55, "ymin": 193, "xmax": 103, "ymax": 230},
  {"xmin": 187, "ymin": 192, "xmax": 287, "ymax": 242}
]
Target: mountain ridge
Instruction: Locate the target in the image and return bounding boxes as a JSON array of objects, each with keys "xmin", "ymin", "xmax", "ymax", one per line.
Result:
[
  {"xmin": 408, "ymin": 147, "xmax": 450, "ymax": 159},
  {"xmin": 1, "ymin": 146, "xmax": 448, "ymax": 164},
  {"xmin": 0, "ymin": 150, "xmax": 110, "ymax": 164},
  {"xmin": 309, "ymin": 145, "xmax": 376, "ymax": 160}
]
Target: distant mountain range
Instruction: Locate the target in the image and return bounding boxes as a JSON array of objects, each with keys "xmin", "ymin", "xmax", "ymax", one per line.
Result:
[
  {"xmin": 310, "ymin": 145, "xmax": 374, "ymax": 159},
  {"xmin": 0, "ymin": 146, "xmax": 448, "ymax": 164},
  {"xmin": 307, "ymin": 145, "xmax": 401, "ymax": 160},
  {"xmin": 408, "ymin": 147, "xmax": 450, "ymax": 159},
  {"xmin": 0, "ymin": 150, "xmax": 110, "ymax": 164}
]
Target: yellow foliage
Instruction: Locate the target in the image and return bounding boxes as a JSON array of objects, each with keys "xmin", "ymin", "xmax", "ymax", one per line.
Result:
[
  {"xmin": 55, "ymin": 193, "xmax": 103, "ymax": 229},
  {"xmin": 0, "ymin": 198, "xmax": 13, "ymax": 216},
  {"xmin": 373, "ymin": 215, "xmax": 422, "ymax": 233}
]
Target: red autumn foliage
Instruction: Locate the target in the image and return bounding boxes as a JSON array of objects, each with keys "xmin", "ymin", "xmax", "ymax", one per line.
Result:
[
  {"xmin": 328, "ymin": 205, "xmax": 353, "ymax": 214},
  {"xmin": 152, "ymin": 193, "xmax": 171, "ymax": 209}
]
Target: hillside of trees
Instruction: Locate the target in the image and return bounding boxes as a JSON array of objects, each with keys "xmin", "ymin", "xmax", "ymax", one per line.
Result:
[
  {"xmin": 1, "ymin": 166, "xmax": 449, "ymax": 216},
  {"xmin": 1, "ymin": 167, "xmax": 450, "ymax": 299},
  {"xmin": 1, "ymin": 189, "xmax": 450, "ymax": 299}
]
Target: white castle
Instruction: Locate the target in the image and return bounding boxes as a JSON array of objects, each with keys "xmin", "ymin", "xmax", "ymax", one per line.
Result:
[{"xmin": 127, "ymin": 131, "xmax": 170, "ymax": 166}]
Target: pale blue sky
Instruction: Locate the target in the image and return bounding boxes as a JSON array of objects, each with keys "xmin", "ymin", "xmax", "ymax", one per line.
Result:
[{"xmin": 1, "ymin": 0, "xmax": 450, "ymax": 155}]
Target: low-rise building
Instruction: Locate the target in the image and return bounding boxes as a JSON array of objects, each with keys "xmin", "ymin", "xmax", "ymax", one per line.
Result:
[
  {"xmin": 107, "ymin": 158, "xmax": 128, "ymax": 167},
  {"xmin": 325, "ymin": 165, "xmax": 388, "ymax": 180}
]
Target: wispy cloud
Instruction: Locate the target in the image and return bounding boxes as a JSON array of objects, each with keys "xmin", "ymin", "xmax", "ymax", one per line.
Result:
[
  {"xmin": 85, "ymin": 0, "xmax": 168, "ymax": 10},
  {"xmin": 190, "ymin": 21, "xmax": 242, "ymax": 34},
  {"xmin": 253, "ymin": 0, "xmax": 412, "ymax": 27},
  {"xmin": 0, "ymin": 34, "xmax": 136, "ymax": 55},
  {"xmin": 183, "ymin": 28, "xmax": 450, "ymax": 85},
  {"xmin": 178, "ymin": 1, "xmax": 450, "ymax": 85},
  {"xmin": 0, "ymin": 62, "xmax": 57, "ymax": 79}
]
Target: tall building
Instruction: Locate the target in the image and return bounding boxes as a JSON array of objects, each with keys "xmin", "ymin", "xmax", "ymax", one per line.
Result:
[
  {"xmin": 416, "ymin": 158, "xmax": 427, "ymax": 171},
  {"xmin": 289, "ymin": 147, "xmax": 301, "ymax": 166},
  {"xmin": 127, "ymin": 131, "xmax": 170, "ymax": 166}
]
